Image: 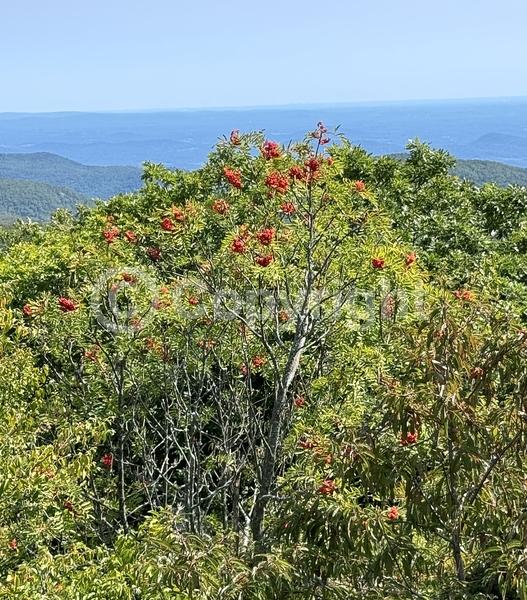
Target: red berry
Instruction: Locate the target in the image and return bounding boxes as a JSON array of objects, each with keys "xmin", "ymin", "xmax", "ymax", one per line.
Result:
[
  {"xmin": 230, "ymin": 237, "xmax": 247, "ymax": 254},
  {"xmin": 304, "ymin": 157, "xmax": 321, "ymax": 178},
  {"xmin": 400, "ymin": 432, "xmax": 418, "ymax": 446},
  {"xmin": 354, "ymin": 180, "xmax": 366, "ymax": 192},
  {"xmin": 172, "ymin": 207, "xmax": 185, "ymax": 222},
  {"xmin": 261, "ymin": 140, "xmax": 281, "ymax": 160},
  {"xmin": 371, "ymin": 257, "xmax": 385, "ymax": 270},
  {"xmin": 103, "ymin": 226, "xmax": 120, "ymax": 244},
  {"xmin": 288, "ymin": 165, "xmax": 306, "ymax": 181},
  {"xmin": 280, "ymin": 202, "xmax": 296, "ymax": 215},
  {"xmin": 84, "ymin": 347, "xmax": 99, "ymax": 362},
  {"xmin": 161, "ymin": 217, "xmax": 175, "ymax": 231},
  {"xmin": 251, "ymin": 355, "xmax": 266, "ymax": 369},
  {"xmin": 387, "ymin": 506, "xmax": 400, "ymax": 521},
  {"xmin": 58, "ymin": 297, "xmax": 77, "ymax": 312},
  {"xmin": 212, "ymin": 199, "xmax": 230, "ymax": 215},
  {"xmin": 224, "ymin": 167, "xmax": 242, "ymax": 189},
  {"xmin": 318, "ymin": 479, "xmax": 336, "ymax": 495},
  {"xmin": 298, "ymin": 437, "xmax": 315, "ymax": 450},
  {"xmin": 256, "ymin": 228, "xmax": 275, "ymax": 246},
  {"xmin": 294, "ymin": 395, "xmax": 306, "ymax": 408},
  {"xmin": 265, "ymin": 171, "xmax": 289, "ymax": 194},
  {"xmin": 278, "ymin": 309, "xmax": 290, "ymax": 322},
  {"xmin": 405, "ymin": 252, "xmax": 417, "ymax": 267},
  {"xmin": 101, "ymin": 453, "xmax": 113, "ymax": 469},
  {"xmin": 147, "ymin": 247, "xmax": 161, "ymax": 261},
  {"xmin": 255, "ymin": 254, "xmax": 273, "ymax": 267}
]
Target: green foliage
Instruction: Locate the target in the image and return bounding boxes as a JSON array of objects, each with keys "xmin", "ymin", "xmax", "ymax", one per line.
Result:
[
  {"xmin": 453, "ymin": 159, "xmax": 527, "ymax": 188},
  {"xmin": 0, "ymin": 128, "xmax": 526, "ymax": 598},
  {"xmin": 0, "ymin": 178, "xmax": 86, "ymax": 223}
]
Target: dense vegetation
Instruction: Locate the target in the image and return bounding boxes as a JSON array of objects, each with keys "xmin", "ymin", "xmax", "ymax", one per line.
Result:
[
  {"xmin": 0, "ymin": 127, "xmax": 526, "ymax": 599},
  {"xmin": 453, "ymin": 158, "xmax": 527, "ymax": 187},
  {"xmin": 1, "ymin": 150, "xmax": 527, "ymax": 223},
  {"xmin": 0, "ymin": 178, "xmax": 86, "ymax": 223},
  {"xmin": 0, "ymin": 152, "xmax": 140, "ymax": 199}
]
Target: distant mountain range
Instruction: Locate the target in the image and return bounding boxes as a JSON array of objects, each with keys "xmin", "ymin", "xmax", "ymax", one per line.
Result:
[
  {"xmin": 2, "ymin": 100, "xmax": 527, "ymax": 168},
  {"xmin": 1, "ymin": 151, "xmax": 527, "ymax": 224}
]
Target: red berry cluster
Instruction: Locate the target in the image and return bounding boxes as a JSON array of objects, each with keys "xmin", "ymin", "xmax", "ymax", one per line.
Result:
[
  {"xmin": 405, "ymin": 251, "xmax": 417, "ymax": 267},
  {"xmin": 58, "ymin": 297, "xmax": 77, "ymax": 312},
  {"xmin": 103, "ymin": 226, "xmax": 120, "ymax": 244},
  {"xmin": 454, "ymin": 289, "xmax": 474, "ymax": 302},
  {"xmin": 318, "ymin": 478, "xmax": 336, "ymax": 495},
  {"xmin": 84, "ymin": 347, "xmax": 100, "ymax": 362},
  {"xmin": 231, "ymin": 237, "xmax": 247, "ymax": 254},
  {"xmin": 294, "ymin": 395, "xmax": 306, "ymax": 408},
  {"xmin": 122, "ymin": 272, "xmax": 137, "ymax": 284},
  {"xmin": 265, "ymin": 171, "xmax": 289, "ymax": 194},
  {"xmin": 400, "ymin": 432, "xmax": 418, "ymax": 446},
  {"xmin": 172, "ymin": 207, "xmax": 185, "ymax": 222},
  {"xmin": 261, "ymin": 140, "xmax": 281, "ymax": 160},
  {"xmin": 304, "ymin": 157, "xmax": 321, "ymax": 179},
  {"xmin": 161, "ymin": 218, "xmax": 175, "ymax": 231},
  {"xmin": 288, "ymin": 165, "xmax": 306, "ymax": 181},
  {"xmin": 101, "ymin": 453, "xmax": 113, "ymax": 469},
  {"xmin": 255, "ymin": 254, "xmax": 273, "ymax": 267},
  {"xmin": 251, "ymin": 355, "xmax": 266, "ymax": 369},
  {"xmin": 223, "ymin": 167, "xmax": 242, "ymax": 189},
  {"xmin": 298, "ymin": 437, "xmax": 315, "ymax": 450},
  {"xmin": 147, "ymin": 247, "xmax": 161, "ymax": 261},
  {"xmin": 212, "ymin": 199, "xmax": 230, "ymax": 215},
  {"xmin": 280, "ymin": 202, "xmax": 296, "ymax": 215},
  {"xmin": 278, "ymin": 309, "xmax": 290, "ymax": 322},
  {"xmin": 354, "ymin": 180, "xmax": 366, "ymax": 192},
  {"xmin": 256, "ymin": 227, "xmax": 275, "ymax": 246},
  {"xmin": 387, "ymin": 506, "xmax": 400, "ymax": 521}
]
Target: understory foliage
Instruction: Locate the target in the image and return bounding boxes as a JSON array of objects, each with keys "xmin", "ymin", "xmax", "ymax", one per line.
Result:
[{"xmin": 0, "ymin": 127, "xmax": 526, "ymax": 599}]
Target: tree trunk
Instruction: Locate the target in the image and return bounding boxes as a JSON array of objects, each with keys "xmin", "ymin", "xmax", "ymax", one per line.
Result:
[{"xmin": 250, "ymin": 312, "xmax": 311, "ymax": 544}]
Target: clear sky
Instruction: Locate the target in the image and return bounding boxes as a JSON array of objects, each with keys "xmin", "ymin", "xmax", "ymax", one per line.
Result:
[{"xmin": 1, "ymin": 0, "xmax": 526, "ymax": 112}]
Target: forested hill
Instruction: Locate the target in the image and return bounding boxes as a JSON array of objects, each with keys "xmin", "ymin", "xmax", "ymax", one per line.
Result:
[
  {"xmin": 0, "ymin": 152, "xmax": 141, "ymax": 198},
  {"xmin": 453, "ymin": 158, "xmax": 527, "ymax": 187},
  {"xmin": 0, "ymin": 178, "xmax": 86, "ymax": 223}
]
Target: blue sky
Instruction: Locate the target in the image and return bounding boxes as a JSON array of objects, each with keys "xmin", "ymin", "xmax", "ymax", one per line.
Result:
[{"xmin": 1, "ymin": 0, "xmax": 526, "ymax": 112}]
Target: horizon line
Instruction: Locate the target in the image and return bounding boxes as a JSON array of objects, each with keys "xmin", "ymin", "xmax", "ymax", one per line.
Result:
[{"xmin": 1, "ymin": 94, "xmax": 527, "ymax": 116}]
